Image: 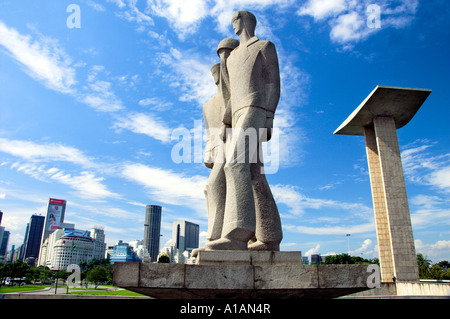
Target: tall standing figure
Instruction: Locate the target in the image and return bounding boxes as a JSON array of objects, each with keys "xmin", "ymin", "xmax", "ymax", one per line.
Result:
[
  {"xmin": 202, "ymin": 38, "xmax": 239, "ymax": 249},
  {"xmin": 205, "ymin": 10, "xmax": 282, "ymax": 251}
]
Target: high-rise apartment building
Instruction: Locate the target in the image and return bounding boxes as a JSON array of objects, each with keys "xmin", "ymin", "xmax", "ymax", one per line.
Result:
[
  {"xmin": 143, "ymin": 205, "xmax": 162, "ymax": 262},
  {"xmin": 22, "ymin": 214, "xmax": 45, "ymax": 265},
  {"xmin": 172, "ymin": 221, "xmax": 199, "ymax": 252},
  {"xmin": 0, "ymin": 229, "xmax": 10, "ymax": 257}
]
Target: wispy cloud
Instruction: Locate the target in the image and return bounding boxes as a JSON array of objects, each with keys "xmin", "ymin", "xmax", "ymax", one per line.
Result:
[
  {"xmin": 415, "ymin": 239, "xmax": 450, "ymax": 262},
  {"xmin": 148, "ymin": 0, "xmax": 209, "ymax": 37},
  {"xmin": 0, "ymin": 22, "xmax": 125, "ymax": 113},
  {"xmin": 0, "ymin": 138, "xmax": 119, "ymax": 200},
  {"xmin": 121, "ymin": 163, "xmax": 207, "ymax": 214},
  {"xmin": 10, "ymin": 162, "xmax": 120, "ymax": 200},
  {"xmin": 401, "ymin": 139, "xmax": 450, "ymax": 192},
  {"xmin": 0, "ymin": 138, "xmax": 93, "ymax": 167},
  {"xmin": 113, "ymin": 112, "xmax": 173, "ymax": 143},
  {"xmin": 158, "ymin": 47, "xmax": 216, "ymax": 106},
  {"xmin": 284, "ymin": 222, "xmax": 374, "ymax": 235},
  {"xmin": 298, "ymin": 0, "xmax": 419, "ymax": 45},
  {"xmin": 0, "ymin": 21, "xmax": 76, "ymax": 93},
  {"xmin": 272, "ymin": 183, "xmax": 372, "ymax": 217}
]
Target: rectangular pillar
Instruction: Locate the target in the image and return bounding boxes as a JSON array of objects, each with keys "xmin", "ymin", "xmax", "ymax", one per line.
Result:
[
  {"xmin": 367, "ymin": 116, "xmax": 419, "ymax": 282},
  {"xmin": 364, "ymin": 125, "xmax": 394, "ymax": 282}
]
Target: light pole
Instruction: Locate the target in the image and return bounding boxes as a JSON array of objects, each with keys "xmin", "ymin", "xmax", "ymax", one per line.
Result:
[{"xmin": 346, "ymin": 234, "xmax": 351, "ymax": 255}]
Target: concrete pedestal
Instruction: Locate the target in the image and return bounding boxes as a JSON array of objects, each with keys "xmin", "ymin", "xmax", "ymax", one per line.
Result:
[{"xmin": 113, "ymin": 251, "xmax": 374, "ymax": 299}]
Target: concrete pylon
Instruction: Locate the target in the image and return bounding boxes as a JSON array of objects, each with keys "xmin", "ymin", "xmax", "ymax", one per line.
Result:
[{"xmin": 334, "ymin": 85, "xmax": 432, "ymax": 282}]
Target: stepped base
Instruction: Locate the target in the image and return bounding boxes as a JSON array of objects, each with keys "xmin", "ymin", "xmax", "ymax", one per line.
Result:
[{"xmin": 113, "ymin": 251, "xmax": 373, "ymax": 299}]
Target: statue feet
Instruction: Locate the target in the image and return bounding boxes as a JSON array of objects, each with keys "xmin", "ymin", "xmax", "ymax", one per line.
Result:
[
  {"xmin": 247, "ymin": 240, "xmax": 280, "ymax": 251},
  {"xmin": 191, "ymin": 247, "xmax": 205, "ymax": 257},
  {"xmin": 204, "ymin": 237, "xmax": 248, "ymax": 251}
]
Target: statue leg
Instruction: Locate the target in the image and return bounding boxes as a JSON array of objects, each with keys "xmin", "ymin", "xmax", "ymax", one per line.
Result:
[
  {"xmin": 205, "ymin": 107, "xmax": 266, "ymax": 250},
  {"xmin": 249, "ymin": 160, "xmax": 282, "ymax": 251},
  {"xmin": 205, "ymin": 159, "xmax": 226, "ymax": 241}
]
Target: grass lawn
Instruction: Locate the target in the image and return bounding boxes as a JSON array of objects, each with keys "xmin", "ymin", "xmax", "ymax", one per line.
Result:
[
  {"xmin": 65, "ymin": 288, "xmax": 147, "ymax": 297},
  {"xmin": 0, "ymin": 285, "xmax": 51, "ymax": 293}
]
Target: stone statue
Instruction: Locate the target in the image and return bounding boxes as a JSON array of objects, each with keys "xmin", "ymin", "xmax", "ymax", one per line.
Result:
[
  {"xmin": 202, "ymin": 38, "xmax": 239, "ymax": 247},
  {"xmin": 203, "ymin": 10, "xmax": 282, "ymax": 252}
]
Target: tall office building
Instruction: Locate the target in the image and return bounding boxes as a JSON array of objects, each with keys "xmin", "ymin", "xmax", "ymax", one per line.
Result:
[
  {"xmin": 38, "ymin": 198, "xmax": 66, "ymax": 265},
  {"xmin": 172, "ymin": 221, "xmax": 199, "ymax": 252},
  {"xmin": 143, "ymin": 205, "xmax": 162, "ymax": 262},
  {"xmin": 0, "ymin": 229, "xmax": 10, "ymax": 257},
  {"xmin": 22, "ymin": 214, "xmax": 45, "ymax": 265}
]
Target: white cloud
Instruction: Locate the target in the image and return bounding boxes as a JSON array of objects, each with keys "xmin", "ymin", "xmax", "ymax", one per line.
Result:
[
  {"xmin": 304, "ymin": 243, "xmax": 320, "ymax": 257},
  {"xmin": 0, "ymin": 22, "xmax": 125, "ymax": 113},
  {"xmin": 148, "ymin": 0, "xmax": 209, "ymax": 36},
  {"xmin": 0, "ymin": 138, "xmax": 120, "ymax": 200},
  {"xmin": 415, "ymin": 239, "xmax": 450, "ymax": 262},
  {"xmin": 298, "ymin": 0, "xmax": 419, "ymax": 45},
  {"xmin": 160, "ymin": 47, "xmax": 216, "ymax": 106},
  {"xmin": 113, "ymin": 112, "xmax": 173, "ymax": 143},
  {"xmin": 298, "ymin": 0, "xmax": 346, "ymax": 20},
  {"xmin": 0, "ymin": 138, "xmax": 93, "ymax": 167},
  {"xmin": 351, "ymin": 238, "xmax": 373, "ymax": 255},
  {"xmin": 50, "ymin": 170, "xmax": 120, "ymax": 200},
  {"xmin": 0, "ymin": 21, "xmax": 76, "ymax": 93},
  {"xmin": 330, "ymin": 11, "xmax": 368, "ymax": 43},
  {"xmin": 427, "ymin": 167, "xmax": 450, "ymax": 193},
  {"xmin": 80, "ymin": 65, "xmax": 124, "ymax": 112},
  {"xmin": 139, "ymin": 97, "xmax": 174, "ymax": 111},
  {"xmin": 121, "ymin": 163, "xmax": 207, "ymax": 213},
  {"xmin": 284, "ymin": 223, "xmax": 374, "ymax": 235},
  {"xmin": 401, "ymin": 139, "xmax": 450, "ymax": 192},
  {"xmin": 10, "ymin": 162, "xmax": 120, "ymax": 200},
  {"xmin": 272, "ymin": 183, "xmax": 372, "ymax": 217},
  {"xmin": 109, "ymin": 0, "xmax": 153, "ymax": 28}
]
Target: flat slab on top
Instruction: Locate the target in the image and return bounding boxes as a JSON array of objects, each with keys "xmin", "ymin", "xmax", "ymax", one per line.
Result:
[{"xmin": 334, "ymin": 85, "xmax": 431, "ymax": 136}]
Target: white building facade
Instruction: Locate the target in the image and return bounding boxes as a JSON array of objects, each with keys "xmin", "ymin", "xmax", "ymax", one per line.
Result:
[{"xmin": 43, "ymin": 227, "xmax": 106, "ymax": 270}]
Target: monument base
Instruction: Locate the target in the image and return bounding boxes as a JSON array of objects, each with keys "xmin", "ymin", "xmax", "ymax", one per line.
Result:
[{"xmin": 113, "ymin": 251, "xmax": 373, "ymax": 299}]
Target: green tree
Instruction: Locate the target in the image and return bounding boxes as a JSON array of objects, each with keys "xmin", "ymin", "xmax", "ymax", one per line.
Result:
[
  {"xmin": 438, "ymin": 260, "xmax": 449, "ymax": 270},
  {"xmin": 9, "ymin": 260, "xmax": 30, "ymax": 278},
  {"xmin": 158, "ymin": 253, "xmax": 170, "ymax": 263},
  {"xmin": 323, "ymin": 253, "xmax": 378, "ymax": 265},
  {"xmin": 86, "ymin": 266, "xmax": 110, "ymax": 288},
  {"xmin": 417, "ymin": 253, "xmax": 432, "ymax": 278}
]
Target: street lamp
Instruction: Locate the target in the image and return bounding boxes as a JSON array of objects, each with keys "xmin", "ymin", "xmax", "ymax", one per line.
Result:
[{"xmin": 346, "ymin": 234, "xmax": 351, "ymax": 255}]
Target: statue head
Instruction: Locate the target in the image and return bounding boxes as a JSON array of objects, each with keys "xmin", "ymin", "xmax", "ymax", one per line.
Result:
[
  {"xmin": 210, "ymin": 63, "xmax": 220, "ymax": 85},
  {"xmin": 216, "ymin": 37, "xmax": 239, "ymax": 57},
  {"xmin": 231, "ymin": 10, "xmax": 256, "ymax": 37}
]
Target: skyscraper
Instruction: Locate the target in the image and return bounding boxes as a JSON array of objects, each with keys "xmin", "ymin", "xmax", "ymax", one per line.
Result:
[
  {"xmin": 143, "ymin": 205, "xmax": 162, "ymax": 262},
  {"xmin": 0, "ymin": 229, "xmax": 10, "ymax": 257},
  {"xmin": 38, "ymin": 198, "xmax": 67, "ymax": 266},
  {"xmin": 172, "ymin": 221, "xmax": 199, "ymax": 252},
  {"xmin": 23, "ymin": 214, "xmax": 45, "ymax": 265}
]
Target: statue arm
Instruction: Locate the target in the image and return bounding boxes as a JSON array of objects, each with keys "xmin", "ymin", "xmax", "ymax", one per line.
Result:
[{"xmin": 261, "ymin": 42, "xmax": 281, "ymax": 112}]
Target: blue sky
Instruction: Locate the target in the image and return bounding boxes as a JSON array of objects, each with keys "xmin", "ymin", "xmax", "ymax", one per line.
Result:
[{"xmin": 0, "ymin": 0, "xmax": 449, "ymax": 263}]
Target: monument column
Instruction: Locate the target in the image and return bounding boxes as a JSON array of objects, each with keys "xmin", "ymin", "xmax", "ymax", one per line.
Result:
[
  {"xmin": 334, "ymin": 85, "xmax": 431, "ymax": 283},
  {"xmin": 364, "ymin": 124, "xmax": 395, "ymax": 282},
  {"xmin": 373, "ymin": 116, "xmax": 419, "ymax": 282}
]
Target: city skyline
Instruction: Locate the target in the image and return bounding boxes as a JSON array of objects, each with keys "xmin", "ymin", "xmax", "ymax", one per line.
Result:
[{"xmin": 0, "ymin": 1, "xmax": 449, "ymax": 263}]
